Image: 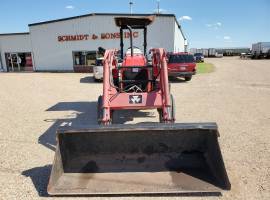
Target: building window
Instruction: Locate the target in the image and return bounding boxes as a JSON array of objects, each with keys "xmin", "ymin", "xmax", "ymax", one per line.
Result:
[
  {"xmin": 73, "ymin": 51, "xmax": 103, "ymax": 67},
  {"xmin": 5, "ymin": 52, "xmax": 33, "ymax": 72},
  {"xmin": 72, "ymin": 51, "xmax": 103, "ymax": 72}
]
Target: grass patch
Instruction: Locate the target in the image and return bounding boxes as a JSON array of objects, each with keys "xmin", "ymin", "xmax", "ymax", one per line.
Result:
[{"xmin": 196, "ymin": 62, "xmax": 215, "ymax": 74}]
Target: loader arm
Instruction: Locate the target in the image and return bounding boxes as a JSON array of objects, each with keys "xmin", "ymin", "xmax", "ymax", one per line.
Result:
[
  {"xmin": 151, "ymin": 48, "xmax": 173, "ymax": 122},
  {"xmin": 102, "ymin": 49, "xmax": 118, "ymax": 124}
]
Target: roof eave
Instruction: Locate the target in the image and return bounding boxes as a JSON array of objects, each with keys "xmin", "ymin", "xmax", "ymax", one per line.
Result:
[{"xmin": 28, "ymin": 13, "xmax": 176, "ymax": 27}]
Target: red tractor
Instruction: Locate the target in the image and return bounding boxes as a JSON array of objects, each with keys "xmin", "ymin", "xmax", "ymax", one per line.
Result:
[
  {"xmin": 47, "ymin": 16, "xmax": 230, "ymax": 195},
  {"xmin": 97, "ymin": 16, "xmax": 174, "ymax": 124}
]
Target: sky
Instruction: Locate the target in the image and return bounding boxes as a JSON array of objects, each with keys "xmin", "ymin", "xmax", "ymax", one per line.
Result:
[{"xmin": 0, "ymin": 0, "xmax": 269, "ymax": 48}]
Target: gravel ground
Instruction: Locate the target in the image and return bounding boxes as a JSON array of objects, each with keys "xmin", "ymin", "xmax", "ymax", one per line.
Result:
[{"xmin": 0, "ymin": 57, "xmax": 269, "ymax": 200}]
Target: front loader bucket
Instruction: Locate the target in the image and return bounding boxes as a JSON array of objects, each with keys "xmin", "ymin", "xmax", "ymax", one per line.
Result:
[{"xmin": 47, "ymin": 123, "xmax": 230, "ymax": 195}]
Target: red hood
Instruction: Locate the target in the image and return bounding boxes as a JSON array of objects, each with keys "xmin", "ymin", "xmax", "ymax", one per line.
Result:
[{"xmin": 122, "ymin": 54, "xmax": 146, "ymax": 66}]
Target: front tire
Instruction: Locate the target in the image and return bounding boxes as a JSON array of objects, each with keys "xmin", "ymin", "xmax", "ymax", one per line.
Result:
[
  {"xmin": 97, "ymin": 95, "xmax": 113, "ymax": 125},
  {"xmin": 185, "ymin": 76, "xmax": 192, "ymax": 81},
  {"xmin": 158, "ymin": 94, "xmax": 175, "ymax": 123},
  {"xmin": 97, "ymin": 95, "xmax": 103, "ymax": 124},
  {"xmin": 170, "ymin": 94, "xmax": 175, "ymax": 122},
  {"xmin": 94, "ymin": 77, "xmax": 100, "ymax": 82}
]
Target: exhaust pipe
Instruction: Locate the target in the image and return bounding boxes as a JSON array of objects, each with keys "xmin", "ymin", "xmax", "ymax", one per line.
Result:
[{"xmin": 127, "ymin": 25, "xmax": 133, "ymax": 57}]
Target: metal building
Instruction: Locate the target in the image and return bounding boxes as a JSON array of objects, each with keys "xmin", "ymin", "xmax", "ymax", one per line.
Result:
[{"xmin": 0, "ymin": 13, "xmax": 186, "ymax": 72}]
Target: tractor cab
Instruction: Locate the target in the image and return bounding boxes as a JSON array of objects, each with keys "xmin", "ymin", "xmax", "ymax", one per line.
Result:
[
  {"xmin": 113, "ymin": 16, "xmax": 156, "ymax": 92},
  {"xmin": 115, "ymin": 16, "xmax": 154, "ymax": 59}
]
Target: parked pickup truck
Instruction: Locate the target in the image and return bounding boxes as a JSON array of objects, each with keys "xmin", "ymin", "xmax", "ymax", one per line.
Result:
[{"xmin": 167, "ymin": 52, "xmax": 196, "ymax": 81}]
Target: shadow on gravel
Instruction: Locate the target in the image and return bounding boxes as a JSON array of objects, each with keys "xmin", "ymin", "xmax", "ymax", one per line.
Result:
[
  {"xmin": 22, "ymin": 165, "xmax": 51, "ymax": 197},
  {"xmin": 38, "ymin": 101, "xmax": 98, "ymax": 152},
  {"xmin": 112, "ymin": 109, "xmax": 156, "ymax": 124},
  {"xmin": 80, "ymin": 76, "xmax": 101, "ymax": 83},
  {"xmin": 39, "ymin": 101, "xmax": 154, "ymax": 152}
]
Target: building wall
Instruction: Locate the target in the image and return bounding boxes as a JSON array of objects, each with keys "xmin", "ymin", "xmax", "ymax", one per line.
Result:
[
  {"xmin": 0, "ymin": 14, "xmax": 185, "ymax": 72},
  {"xmin": 146, "ymin": 16, "xmax": 175, "ymax": 51},
  {"xmin": 173, "ymin": 22, "xmax": 185, "ymax": 52},
  {"xmin": 0, "ymin": 34, "xmax": 32, "ymax": 71},
  {"xmin": 29, "ymin": 15, "xmax": 177, "ymax": 71}
]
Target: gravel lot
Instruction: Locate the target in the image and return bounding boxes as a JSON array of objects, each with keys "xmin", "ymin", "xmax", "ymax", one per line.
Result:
[{"xmin": 0, "ymin": 57, "xmax": 269, "ymax": 200}]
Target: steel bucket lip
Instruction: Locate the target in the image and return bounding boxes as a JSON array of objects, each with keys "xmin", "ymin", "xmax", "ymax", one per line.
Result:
[
  {"xmin": 48, "ymin": 189, "xmax": 222, "ymax": 196},
  {"xmin": 47, "ymin": 171, "xmax": 228, "ymax": 195},
  {"xmin": 57, "ymin": 122, "xmax": 219, "ymax": 135}
]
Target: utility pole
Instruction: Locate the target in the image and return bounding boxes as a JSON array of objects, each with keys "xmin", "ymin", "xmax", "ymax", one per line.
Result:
[
  {"xmin": 157, "ymin": 0, "xmax": 160, "ymax": 14},
  {"xmin": 129, "ymin": 1, "xmax": 133, "ymax": 14}
]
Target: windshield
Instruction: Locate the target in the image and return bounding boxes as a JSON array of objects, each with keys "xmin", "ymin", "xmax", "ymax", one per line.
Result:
[
  {"xmin": 194, "ymin": 53, "xmax": 203, "ymax": 56},
  {"xmin": 126, "ymin": 47, "xmax": 143, "ymax": 55},
  {"xmin": 168, "ymin": 54, "xmax": 195, "ymax": 63}
]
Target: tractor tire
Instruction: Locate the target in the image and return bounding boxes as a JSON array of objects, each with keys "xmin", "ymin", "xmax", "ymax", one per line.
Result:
[
  {"xmin": 185, "ymin": 76, "xmax": 192, "ymax": 81},
  {"xmin": 158, "ymin": 94, "xmax": 175, "ymax": 123},
  {"xmin": 97, "ymin": 95, "xmax": 103, "ymax": 125},
  {"xmin": 170, "ymin": 94, "xmax": 176, "ymax": 122},
  {"xmin": 157, "ymin": 108, "xmax": 163, "ymax": 123},
  {"xmin": 110, "ymin": 110, "xmax": 114, "ymax": 124},
  {"xmin": 97, "ymin": 95, "xmax": 113, "ymax": 125}
]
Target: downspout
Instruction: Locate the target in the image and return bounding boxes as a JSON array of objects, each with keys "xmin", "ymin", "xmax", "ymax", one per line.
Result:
[
  {"xmin": 28, "ymin": 27, "xmax": 36, "ymax": 71},
  {"xmin": 0, "ymin": 52, "xmax": 3, "ymax": 71},
  {"xmin": 0, "ymin": 41, "xmax": 4, "ymax": 71}
]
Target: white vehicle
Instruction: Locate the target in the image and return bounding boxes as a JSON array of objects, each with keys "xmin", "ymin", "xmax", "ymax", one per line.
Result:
[
  {"xmin": 93, "ymin": 57, "xmax": 104, "ymax": 82},
  {"xmin": 93, "ymin": 49, "xmax": 130, "ymax": 82}
]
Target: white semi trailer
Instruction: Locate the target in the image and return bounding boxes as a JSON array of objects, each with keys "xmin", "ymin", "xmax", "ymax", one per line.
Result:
[
  {"xmin": 208, "ymin": 48, "xmax": 216, "ymax": 57},
  {"xmin": 252, "ymin": 42, "xmax": 270, "ymax": 59}
]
